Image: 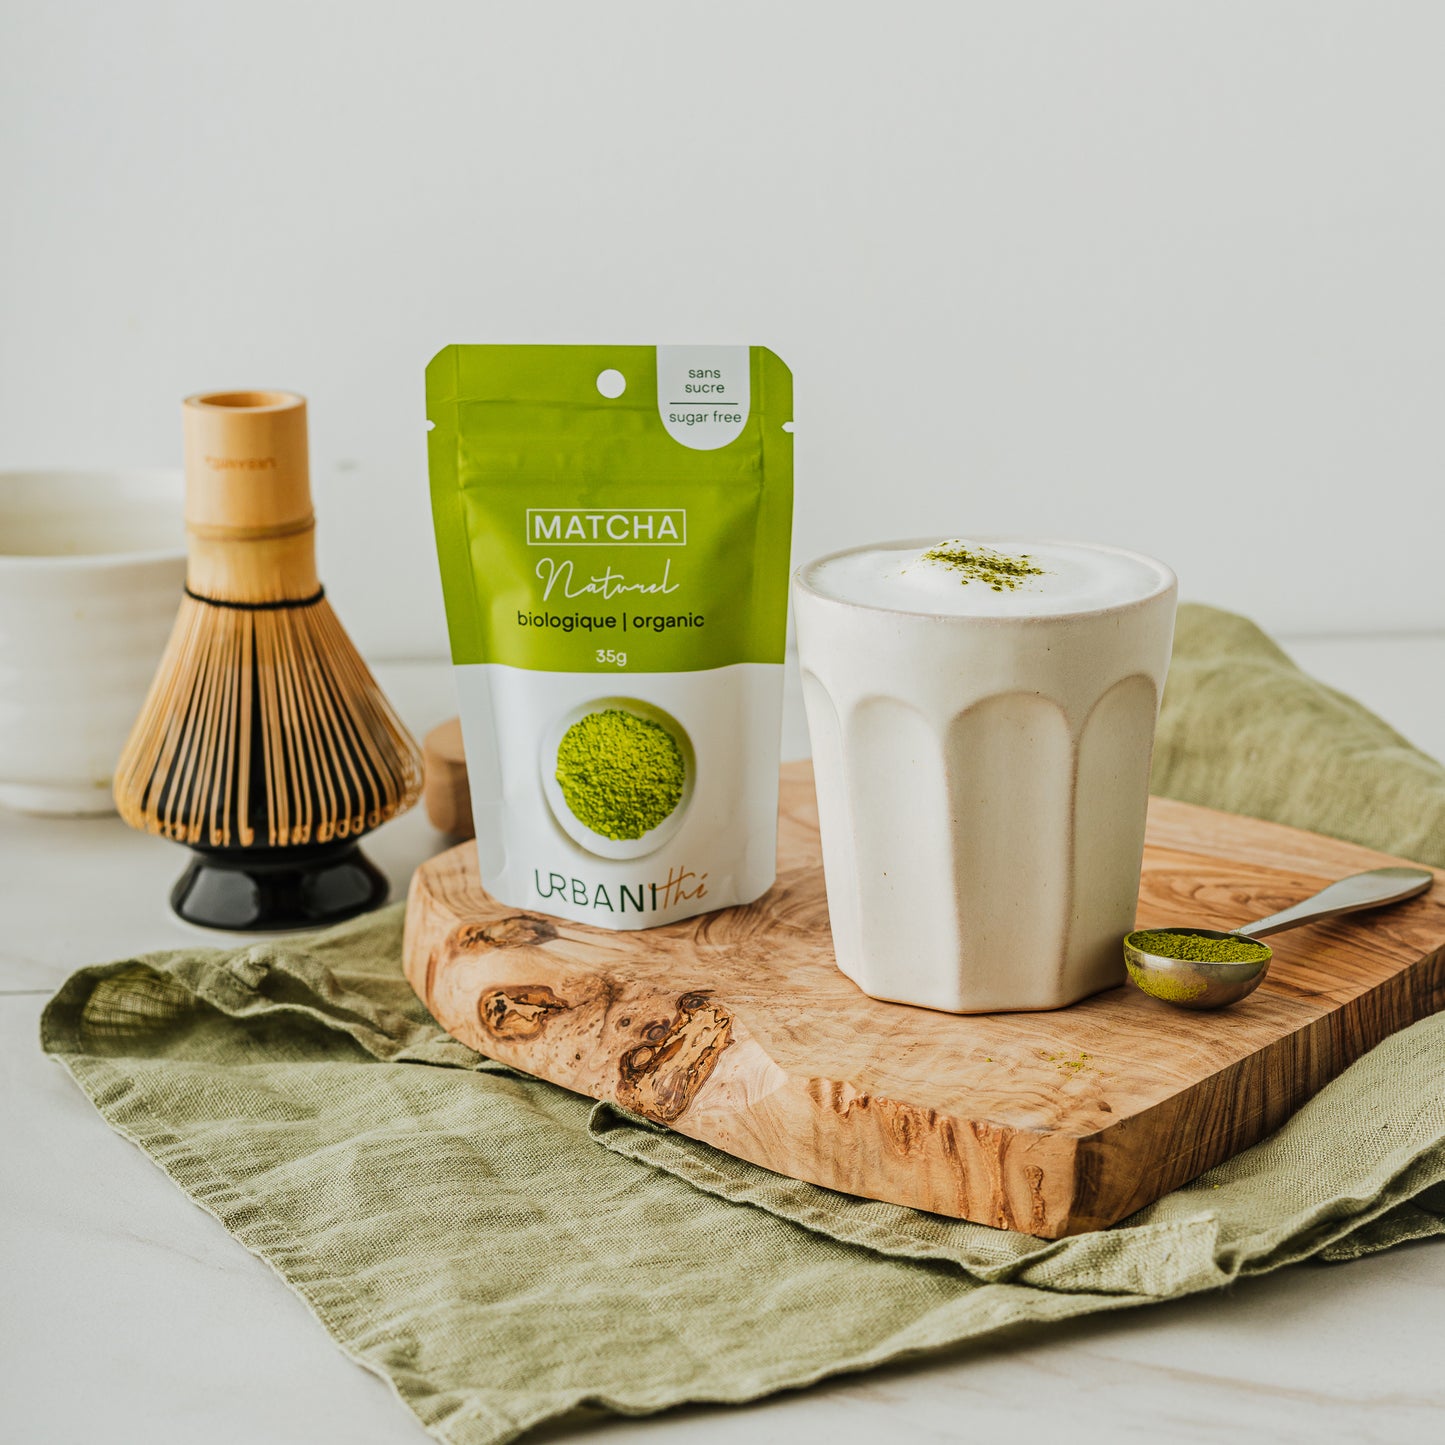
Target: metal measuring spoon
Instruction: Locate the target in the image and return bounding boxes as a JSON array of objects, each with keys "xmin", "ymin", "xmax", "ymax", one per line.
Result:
[{"xmin": 1124, "ymin": 866, "xmax": 1434, "ymax": 1010}]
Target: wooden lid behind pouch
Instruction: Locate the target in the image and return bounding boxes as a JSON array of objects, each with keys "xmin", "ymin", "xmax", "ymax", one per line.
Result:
[{"xmin": 423, "ymin": 718, "xmax": 474, "ymax": 839}]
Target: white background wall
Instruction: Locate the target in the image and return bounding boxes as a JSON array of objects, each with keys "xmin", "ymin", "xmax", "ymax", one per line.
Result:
[{"xmin": 3, "ymin": 1, "xmax": 1442, "ymax": 660}]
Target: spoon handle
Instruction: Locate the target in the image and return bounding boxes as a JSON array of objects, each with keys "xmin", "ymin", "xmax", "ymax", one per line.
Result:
[{"xmin": 1235, "ymin": 866, "xmax": 1434, "ymax": 940}]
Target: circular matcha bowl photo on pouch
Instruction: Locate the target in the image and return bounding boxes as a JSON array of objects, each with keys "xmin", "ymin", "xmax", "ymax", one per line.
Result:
[{"xmin": 541, "ymin": 698, "xmax": 696, "ymax": 860}]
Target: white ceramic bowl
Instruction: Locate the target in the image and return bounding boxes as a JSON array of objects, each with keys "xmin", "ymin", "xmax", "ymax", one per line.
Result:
[{"xmin": 0, "ymin": 470, "xmax": 186, "ymax": 815}]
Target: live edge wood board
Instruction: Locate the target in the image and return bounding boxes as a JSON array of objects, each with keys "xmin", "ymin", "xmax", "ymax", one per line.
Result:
[{"xmin": 404, "ymin": 760, "xmax": 1445, "ymax": 1239}]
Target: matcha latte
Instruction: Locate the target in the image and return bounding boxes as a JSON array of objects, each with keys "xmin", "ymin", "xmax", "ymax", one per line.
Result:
[{"xmin": 793, "ymin": 536, "xmax": 1177, "ymax": 1014}]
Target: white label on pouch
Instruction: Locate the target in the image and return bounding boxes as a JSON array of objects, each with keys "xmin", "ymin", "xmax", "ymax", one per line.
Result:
[{"xmin": 657, "ymin": 345, "xmax": 750, "ymax": 451}]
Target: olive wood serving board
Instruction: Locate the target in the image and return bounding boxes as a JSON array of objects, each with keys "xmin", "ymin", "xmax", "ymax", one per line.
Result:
[{"xmin": 404, "ymin": 759, "xmax": 1445, "ymax": 1238}]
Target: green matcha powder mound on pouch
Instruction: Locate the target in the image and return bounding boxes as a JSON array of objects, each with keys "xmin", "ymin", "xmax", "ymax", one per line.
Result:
[{"xmin": 556, "ymin": 709, "xmax": 685, "ymax": 840}]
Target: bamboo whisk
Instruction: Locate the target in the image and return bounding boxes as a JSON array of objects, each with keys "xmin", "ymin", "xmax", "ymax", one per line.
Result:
[{"xmin": 114, "ymin": 390, "xmax": 423, "ymax": 929}]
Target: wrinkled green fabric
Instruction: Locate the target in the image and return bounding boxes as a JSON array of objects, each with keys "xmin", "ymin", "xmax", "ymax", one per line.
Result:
[
  {"xmin": 42, "ymin": 604, "xmax": 1445, "ymax": 1445},
  {"xmin": 1152, "ymin": 605, "xmax": 1445, "ymax": 866}
]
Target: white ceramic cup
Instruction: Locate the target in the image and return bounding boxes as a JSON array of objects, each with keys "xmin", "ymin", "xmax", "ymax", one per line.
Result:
[
  {"xmin": 793, "ymin": 537, "xmax": 1178, "ymax": 1013},
  {"xmin": 0, "ymin": 470, "xmax": 186, "ymax": 815}
]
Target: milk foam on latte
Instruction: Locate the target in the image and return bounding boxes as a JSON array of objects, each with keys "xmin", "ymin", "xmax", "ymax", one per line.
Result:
[{"xmin": 805, "ymin": 538, "xmax": 1172, "ymax": 618}]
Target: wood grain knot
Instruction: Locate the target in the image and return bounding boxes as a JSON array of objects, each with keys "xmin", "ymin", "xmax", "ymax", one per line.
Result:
[
  {"xmin": 1024, "ymin": 1164, "xmax": 1048, "ymax": 1233},
  {"xmin": 879, "ymin": 1100, "xmax": 939, "ymax": 1158},
  {"xmin": 807, "ymin": 1079, "xmax": 938, "ymax": 1159},
  {"xmin": 479, "ymin": 984, "xmax": 571, "ymax": 1040},
  {"xmin": 808, "ymin": 1078, "xmax": 866, "ymax": 1115},
  {"xmin": 456, "ymin": 915, "xmax": 558, "ymax": 951},
  {"xmin": 616, "ymin": 990, "xmax": 732, "ymax": 1123}
]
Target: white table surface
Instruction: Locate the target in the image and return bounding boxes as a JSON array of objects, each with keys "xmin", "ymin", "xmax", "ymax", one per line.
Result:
[{"xmin": 4, "ymin": 641, "xmax": 1445, "ymax": 1445}]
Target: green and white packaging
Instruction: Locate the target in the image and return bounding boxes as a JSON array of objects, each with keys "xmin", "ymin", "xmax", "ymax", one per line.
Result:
[{"xmin": 426, "ymin": 345, "xmax": 793, "ymax": 930}]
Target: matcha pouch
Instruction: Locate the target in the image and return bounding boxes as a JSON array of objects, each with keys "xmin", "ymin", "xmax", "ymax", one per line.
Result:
[{"xmin": 427, "ymin": 345, "xmax": 793, "ymax": 930}]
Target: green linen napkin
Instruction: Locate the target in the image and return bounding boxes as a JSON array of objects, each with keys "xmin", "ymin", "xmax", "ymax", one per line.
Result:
[
  {"xmin": 42, "ymin": 604, "xmax": 1445, "ymax": 1445},
  {"xmin": 1154, "ymin": 605, "xmax": 1445, "ymax": 866}
]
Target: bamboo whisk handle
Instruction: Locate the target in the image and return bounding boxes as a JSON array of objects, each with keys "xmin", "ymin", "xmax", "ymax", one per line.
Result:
[{"xmin": 182, "ymin": 390, "xmax": 319, "ymax": 605}]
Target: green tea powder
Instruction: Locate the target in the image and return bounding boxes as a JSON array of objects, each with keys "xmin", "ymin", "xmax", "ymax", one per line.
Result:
[
  {"xmin": 919, "ymin": 542, "xmax": 1045, "ymax": 591},
  {"xmin": 556, "ymin": 709, "xmax": 685, "ymax": 840},
  {"xmin": 1129, "ymin": 931, "xmax": 1271, "ymax": 964}
]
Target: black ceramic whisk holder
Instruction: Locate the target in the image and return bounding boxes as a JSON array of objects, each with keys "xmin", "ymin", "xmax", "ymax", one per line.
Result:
[{"xmin": 170, "ymin": 841, "xmax": 389, "ymax": 932}]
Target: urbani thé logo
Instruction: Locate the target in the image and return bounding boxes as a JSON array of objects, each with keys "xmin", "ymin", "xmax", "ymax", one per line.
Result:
[{"xmin": 527, "ymin": 509, "xmax": 687, "ymax": 546}]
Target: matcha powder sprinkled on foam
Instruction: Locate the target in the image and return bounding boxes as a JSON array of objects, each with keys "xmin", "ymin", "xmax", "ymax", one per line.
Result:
[
  {"xmin": 556, "ymin": 708, "xmax": 685, "ymax": 840},
  {"xmin": 920, "ymin": 541, "xmax": 1046, "ymax": 591}
]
